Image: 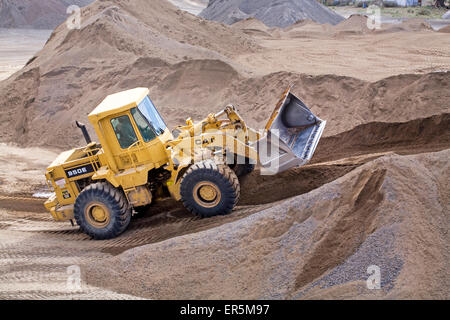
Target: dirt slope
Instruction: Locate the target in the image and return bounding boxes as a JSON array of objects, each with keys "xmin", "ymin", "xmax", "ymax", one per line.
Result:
[
  {"xmin": 1, "ymin": 59, "xmax": 449, "ymax": 146},
  {"xmin": 0, "ymin": 0, "xmax": 258, "ymax": 147},
  {"xmin": 224, "ymin": 71, "xmax": 450, "ymax": 137},
  {"xmin": 82, "ymin": 150, "xmax": 449, "ymax": 299},
  {"xmin": 0, "ymin": 0, "xmax": 94, "ymax": 29},
  {"xmin": 200, "ymin": 0, "xmax": 344, "ymax": 27}
]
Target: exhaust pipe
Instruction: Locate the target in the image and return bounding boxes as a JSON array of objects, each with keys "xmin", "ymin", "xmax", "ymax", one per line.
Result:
[{"xmin": 76, "ymin": 121, "xmax": 92, "ymax": 144}]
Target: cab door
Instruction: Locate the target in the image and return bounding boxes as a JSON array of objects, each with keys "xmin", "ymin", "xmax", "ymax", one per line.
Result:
[
  {"xmin": 105, "ymin": 110, "xmax": 167, "ymax": 172},
  {"xmin": 105, "ymin": 112, "xmax": 141, "ymax": 171}
]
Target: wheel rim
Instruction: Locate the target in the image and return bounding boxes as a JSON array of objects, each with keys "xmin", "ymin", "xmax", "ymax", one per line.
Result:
[
  {"xmin": 193, "ymin": 181, "xmax": 221, "ymax": 208},
  {"xmin": 85, "ymin": 202, "xmax": 111, "ymax": 228}
]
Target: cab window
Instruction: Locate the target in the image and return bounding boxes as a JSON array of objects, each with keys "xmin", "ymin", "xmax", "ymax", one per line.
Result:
[
  {"xmin": 130, "ymin": 107, "xmax": 157, "ymax": 143},
  {"xmin": 111, "ymin": 115, "xmax": 138, "ymax": 149}
]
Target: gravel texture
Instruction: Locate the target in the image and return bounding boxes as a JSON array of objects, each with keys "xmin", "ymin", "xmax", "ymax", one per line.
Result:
[{"xmin": 200, "ymin": 0, "xmax": 344, "ymax": 27}]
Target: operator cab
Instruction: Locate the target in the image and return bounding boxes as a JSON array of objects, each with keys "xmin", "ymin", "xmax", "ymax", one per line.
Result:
[{"xmin": 88, "ymin": 88, "xmax": 173, "ymax": 172}]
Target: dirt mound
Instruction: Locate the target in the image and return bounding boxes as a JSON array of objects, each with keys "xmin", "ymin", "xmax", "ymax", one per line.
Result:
[
  {"xmin": 283, "ymin": 19, "xmax": 332, "ymax": 37},
  {"xmin": 378, "ymin": 18, "xmax": 433, "ymax": 33},
  {"xmin": 1, "ymin": 61, "xmax": 449, "ymax": 147},
  {"xmin": 0, "ymin": 0, "xmax": 258, "ymax": 147},
  {"xmin": 314, "ymin": 113, "xmax": 450, "ymax": 162},
  {"xmin": 399, "ymin": 18, "xmax": 433, "ymax": 31},
  {"xmin": 438, "ymin": 25, "xmax": 450, "ymax": 33},
  {"xmin": 333, "ymin": 14, "xmax": 371, "ymax": 34},
  {"xmin": 225, "ymin": 71, "xmax": 450, "ymax": 137},
  {"xmin": 83, "ymin": 150, "xmax": 449, "ymax": 299},
  {"xmin": 231, "ymin": 18, "xmax": 273, "ymax": 36},
  {"xmin": 239, "ymin": 113, "xmax": 450, "ymax": 206},
  {"xmin": 0, "ymin": 0, "xmax": 93, "ymax": 29},
  {"xmin": 199, "ymin": 0, "xmax": 344, "ymax": 28},
  {"xmin": 232, "ymin": 18, "xmax": 270, "ymax": 31}
]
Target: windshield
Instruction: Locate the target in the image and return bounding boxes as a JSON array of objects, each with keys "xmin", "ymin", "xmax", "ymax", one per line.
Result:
[{"xmin": 135, "ymin": 96, "xmax": 167, "ymax": 136}]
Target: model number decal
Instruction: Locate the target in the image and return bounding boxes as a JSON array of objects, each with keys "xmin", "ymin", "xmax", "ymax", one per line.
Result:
[{"xmin": 64, "ymin": 163, "xmax": 98, "ymax": 178}]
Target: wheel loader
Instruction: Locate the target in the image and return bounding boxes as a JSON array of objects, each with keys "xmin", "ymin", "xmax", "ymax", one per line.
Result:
[{"xmin": 44, "ymin": 87, "xmax": 326, "ymax": 239}]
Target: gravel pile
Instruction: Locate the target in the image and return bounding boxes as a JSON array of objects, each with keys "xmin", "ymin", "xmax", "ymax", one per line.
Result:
[{"xmin": 200, "ymin": 0, "xmax": 344, "ymax": 27}]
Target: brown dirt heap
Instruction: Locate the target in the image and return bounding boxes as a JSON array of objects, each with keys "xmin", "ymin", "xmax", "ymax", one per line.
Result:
[
  {"xmin": 83, "ymin": 150, "xmax": 449, "ymax": 299},
  {"xmin": 0, "ymin": 0, "xmax": 258, "ymax": 147}
]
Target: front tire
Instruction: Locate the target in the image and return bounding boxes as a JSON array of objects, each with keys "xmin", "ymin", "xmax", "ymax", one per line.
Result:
[
  {"xmin": 74, "ymin": 182, "xmax": 131, "ymax": 240},
  {"xmin": 180, "ymin": 160, "xmax": 240, "ymax": 218}
]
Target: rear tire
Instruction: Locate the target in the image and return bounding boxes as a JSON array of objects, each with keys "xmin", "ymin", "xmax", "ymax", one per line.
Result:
[
  {"xmin": 74, "ymin": 182, "xmax": 131, "ymax": 240},
  {"xmin": 180, "ymin": 160, "xmax": 240, "ymax": 218}
]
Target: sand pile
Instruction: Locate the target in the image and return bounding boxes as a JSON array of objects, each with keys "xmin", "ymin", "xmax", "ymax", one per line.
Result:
[
  {"xmin": 224, "ymin": 71, "xmax": 450, "ymax": 137},
  {"xmin": 0, "ymin": 0, "xmax": 94, "ymax": 29},
  {"xmin": 398, "ymin": 18, "xmax": 433, "ymax": 32},
  {"xmin": 232, "ymin": 18, "xmax": 270, "ymax": 31},
  {"xmin": 283, "ymin": 19, "xmax": 332, "ymax": 38},
  {"xmin": 231, "ymin": 18, "xmax": 273, "ymax": 37},
  {"xmin": 1, "ymin": 52, "xmax": 449, "ymax": 147},
  {"xmin": 378, "ymin": 18, "xmax": 433, "ymax": 33},
  {"xmin": 199, "ymin": 0, "xmax": 344, "ymax": 28},
  {"xmin": 439, "ymin": 25, "xmax": 450, "ymax": 33},
  {"xmin": 333, "ymin": 14, "xmax": 371, "ymax": 34},
  {"xmin": 238, "ymin": 113, "xmax": 450, "ymax": 206},
  {"xmin": 0, "ymin": 0, "xmax": 258, "ymax": 147},
  {"xmin": 314, "ymin": 113, "xmax": 450, "ymax": 163},
  {"xmin": 283, "ymin": 15, "xmax": 374, "ymax": 38},
  {"xmin": 83, "ymin": 149, "xmax": 449, "ymax": 299}
]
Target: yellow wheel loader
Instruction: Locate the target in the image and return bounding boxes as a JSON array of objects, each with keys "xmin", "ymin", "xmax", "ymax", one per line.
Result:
[{"xmin": 44, "ymin": 87, "xmax": 326, "ymax": 239}]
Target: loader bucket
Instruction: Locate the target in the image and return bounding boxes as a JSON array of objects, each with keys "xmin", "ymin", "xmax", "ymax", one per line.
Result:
[{"xmin": 257, "ymin": 88, "xmax": 326, "ymax": 174}]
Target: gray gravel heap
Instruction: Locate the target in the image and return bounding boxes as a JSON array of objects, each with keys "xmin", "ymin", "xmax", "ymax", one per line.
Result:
[
  {"xmin": 200, "ymin": 0, "xmax": 344, "ymax": 27},
  {"xmin": 0, "ymin": 0, "xmax": 94, "ymax": 29}
]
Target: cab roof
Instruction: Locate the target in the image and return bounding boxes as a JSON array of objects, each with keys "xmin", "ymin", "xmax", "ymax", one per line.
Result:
[{"xmin": 88, "ymin": 87, "xmax": 149, "ymax": 123}]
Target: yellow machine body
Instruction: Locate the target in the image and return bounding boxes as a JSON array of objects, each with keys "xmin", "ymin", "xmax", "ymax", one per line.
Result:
[
  {"xmin": 44, "ymin": 87, "xmax": 326, "ymax": 228},
  {"xmin": 44, "ymin": 88, "xmax": 265, "ymax": 222}
]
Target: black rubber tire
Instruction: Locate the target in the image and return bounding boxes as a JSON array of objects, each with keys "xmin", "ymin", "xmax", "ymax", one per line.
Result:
[
  {"xmin": 74, "ymin": 182, "xmax": 131, "ymax": 240},
  {"xmin": 180, "ymin": 160, "xmax": 240, "ymax": 218}
]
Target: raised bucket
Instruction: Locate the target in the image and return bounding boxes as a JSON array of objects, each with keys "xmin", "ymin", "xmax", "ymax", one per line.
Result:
[{"xmin": 257, "ymin": 88, "xmax": 326, "ymax": 174}]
